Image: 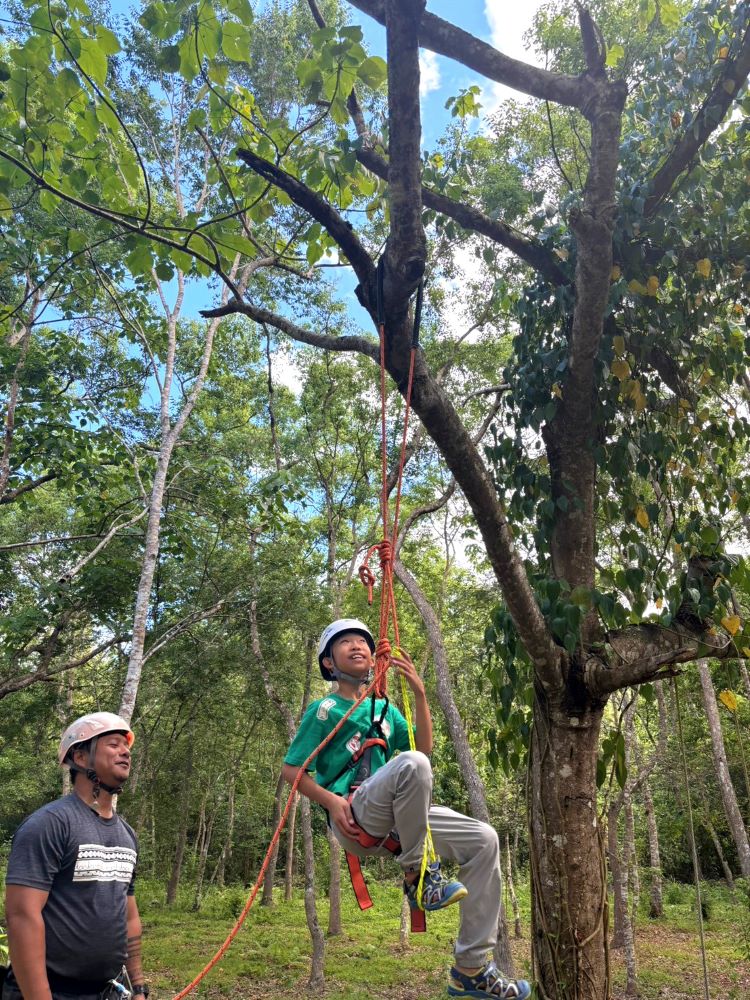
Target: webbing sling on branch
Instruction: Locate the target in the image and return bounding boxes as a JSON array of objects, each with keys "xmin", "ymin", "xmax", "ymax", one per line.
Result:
[{"xmin": 170, "ymin": 266, "xmax": 431, "ymax": 999}]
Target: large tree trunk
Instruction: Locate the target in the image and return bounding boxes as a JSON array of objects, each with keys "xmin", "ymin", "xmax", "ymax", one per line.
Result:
[
  {"xmin": 300, "ymin": 797, "xmax": 326, "ymax": 990},
  {"xmin": 697, "ymin": 659, "xmax": 750, "ymax": 879},
  {"xmin": 529, "ymin": 698, "xmax": 609, "ymax": 1000}
]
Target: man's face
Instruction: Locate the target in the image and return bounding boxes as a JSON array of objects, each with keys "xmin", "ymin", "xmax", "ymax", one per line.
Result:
[
  {"xmin": 79, "ymin": 732, "xmax": 132, "ymax": 784},
  {"xmin": 326, "ymin": 631, "xmax": 373, "ymax": 675}
]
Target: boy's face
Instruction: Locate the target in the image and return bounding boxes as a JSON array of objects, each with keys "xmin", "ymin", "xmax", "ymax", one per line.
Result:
[{"xmin": 324, "ymin": 631, "xmax": 373, "ymax": 676}]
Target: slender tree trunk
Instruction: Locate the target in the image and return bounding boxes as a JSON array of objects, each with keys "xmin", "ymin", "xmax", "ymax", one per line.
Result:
[
  {"xmin": 641, "ymin": 779, "xmax": 663, "ymax": 918},
  {"xmin": 192, "ymin": 806, "xmax": 216, "ymax": 911},
  {"xmin": 285, "ymin": 793, "xmax": 298, "ymax": 902},
  {"xmin": 697, "ymin": 659, "xmax": 750, "ymax": 879},
  {"xmin": 300, "ymin": 797, "xmax": 325, "ymax": 990},
  {"xmin": 166, "ymin": 797, "xmax": 190, "ymax": 906},
  {"xmin": 214, "ymin": 772, "xmax": 236, "ymax": 889},
  {"xmin": 327, "ymin": 828, "xmax": 342, "ymax": 935},
  {"xmin": 703, "ymin": 814, "xmax": 735, "ymax": 889},
  {"xmin": 607, "ymin": 803, "xmax": 626, "ymax": 949},
  {"xmin": 399, "ymin": 894, "xmax": 410, "ymax": 950},
  {"xmin": 622, "ymin": 796, "xmax": 638, "ymax": 997},
  {"xmin": 740, "ymin": 662, "xmax": 750, "ymax": 703},
  {"xmin": 505, "ymin": 832, "xmax": 523, "ymax": 938},
  {"xmin": 262, "ymin": 772, "xmax": 286, "ymax": 907},
  {"xmin": 166, "ymin": 736, "xmax": 193, "ymax": 905}
]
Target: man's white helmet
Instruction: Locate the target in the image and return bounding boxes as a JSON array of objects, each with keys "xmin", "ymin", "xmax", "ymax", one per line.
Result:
[
  {"xmin": 58, "ymin": 712, "xmax": 134, "ymax": 765},
  {"xmin": 318, "ymin": 618, "xmax": 375, "ymax": 680}
]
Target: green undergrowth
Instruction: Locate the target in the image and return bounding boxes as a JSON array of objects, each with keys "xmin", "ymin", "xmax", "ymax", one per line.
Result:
[{"xmin": 2, "ymin": 874, "xmax": 749, "ymax": 999}]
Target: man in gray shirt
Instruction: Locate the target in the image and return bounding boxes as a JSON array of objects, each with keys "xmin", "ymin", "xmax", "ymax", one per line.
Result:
[{"xmin": 3, "ymin": 713, "xmax": 148, "ymax": 1000}]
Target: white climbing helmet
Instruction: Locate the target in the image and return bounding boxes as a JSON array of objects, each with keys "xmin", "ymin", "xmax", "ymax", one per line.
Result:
[
  {"xmin": 317, "ymin": 618, "xmax": 375, "ymax": 680},
  {"xmin": 58, "ymin": 711, "xmax": 134, "ymax": 765}
]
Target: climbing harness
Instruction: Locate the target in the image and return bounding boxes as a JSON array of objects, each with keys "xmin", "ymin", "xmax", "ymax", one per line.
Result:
[
  {"xmin": 331, "ymin": 693, "xmax": 427, "ymax": 932},
  {"xmin": 170, "ymin": 265, "xmax": 433, "ymax": 998}
]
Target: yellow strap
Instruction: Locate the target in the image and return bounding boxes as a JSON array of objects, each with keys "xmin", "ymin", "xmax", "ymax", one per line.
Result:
[{"xmin": 397, "ymin": 661, "xmax": 437, "ymax": 909}]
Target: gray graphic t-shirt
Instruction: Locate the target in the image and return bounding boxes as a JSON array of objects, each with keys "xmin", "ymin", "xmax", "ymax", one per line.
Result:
[{"xmin": 5, "ymin": 793, "xmax": 138, "ymax": 981}]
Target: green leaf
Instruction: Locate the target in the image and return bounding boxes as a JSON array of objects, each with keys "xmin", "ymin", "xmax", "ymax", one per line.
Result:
[
  {"xmin": 357, "ymin": 56, "xmax": 386, "ymax": 89},
  {"xmin": 38, "ymin": 189, "xmax": 58, "ymax": 213},
  {"xmin": 78, "ymin": 37, "xmax": 108, "ymax": 86},
  {"xmin": 66, "ymin": 231, "xmax": 88, "ymax": 252},
  {"xmin": 605, "ymin": 43, "xmax": 625, "ymax": 68},
  {"xmin": 96, "ymin": 26, "xmax": 121, "ymax": 56},
  {"xmin": 222, "ymin": 22, "xmax": 251, "ymax": 62},
  {"xmin": 212, "ymin": 231, "xmax": 257, "ymax": 258}
]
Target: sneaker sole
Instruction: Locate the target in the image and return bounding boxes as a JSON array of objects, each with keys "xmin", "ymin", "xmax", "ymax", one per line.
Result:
[
  {"xmin": 447, "ymin": 985, "xmax": 531, "ymax": 1000},
  {"xmin": 424, "ymin": 884, "xmax": 469, "ymax": 911},
  {"xmin": 447, "ymin": 978, "xmax": 531, "ymax": 999}
]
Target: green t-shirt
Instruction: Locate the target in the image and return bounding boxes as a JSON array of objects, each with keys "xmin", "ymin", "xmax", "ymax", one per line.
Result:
[{"xmin": 284, "ymin": 693, "xmax": 412, "ymax": 796}]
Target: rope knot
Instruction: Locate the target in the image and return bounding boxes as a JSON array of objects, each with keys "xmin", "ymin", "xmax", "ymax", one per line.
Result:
[
  {"xmin": 374, "ymin": 637, "xmax": 391, "ymax": 697},
  {"xmin": 377, "ymin": 538, "xmax": 393, "ymax": 569},
  {"xmin": 358, "ymin": 543, "xmax": 380, "ymax": 605}
]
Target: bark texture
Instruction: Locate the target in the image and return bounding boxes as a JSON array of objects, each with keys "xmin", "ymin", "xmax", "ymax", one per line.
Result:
[{"xmin": 697, "ymin": 659, "xmax": 750, "ymax": 879}]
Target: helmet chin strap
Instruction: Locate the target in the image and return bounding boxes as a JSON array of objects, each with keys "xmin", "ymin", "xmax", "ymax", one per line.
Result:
[
  {"xmin": 69, "ymin": 737, "xmax": 127, "ymax": 803},
  {"xmin": 330, "ymin": 651, "xmax": 372, "ymax": 688},
  {"xmin": 332, "ymin": 667, "xmax": 372, "ymax": 687}
]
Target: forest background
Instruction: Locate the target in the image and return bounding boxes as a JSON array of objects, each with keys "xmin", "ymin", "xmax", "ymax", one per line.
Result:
[{"xmin": 0, "ymin": 1, "xmax": 749, "ymax": 998}]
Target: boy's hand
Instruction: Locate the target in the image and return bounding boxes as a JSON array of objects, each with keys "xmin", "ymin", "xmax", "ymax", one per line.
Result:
[
  {"xmin": 391, "ymin": 646, "xmax": 425, "ymax": 697},
  {"xmin": 329, "ymin": 795, "xmax": 360, "ymax": 839}
]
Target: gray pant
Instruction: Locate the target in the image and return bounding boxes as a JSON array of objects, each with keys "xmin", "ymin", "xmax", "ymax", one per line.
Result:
[{"xmin": 335, "ymin": 750, "xmax": 501, "ymax": 968}]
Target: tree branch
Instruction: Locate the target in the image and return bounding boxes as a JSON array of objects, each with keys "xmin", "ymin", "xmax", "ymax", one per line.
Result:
[
  {"xmin": 0, "ymin": 635, "xmax": 129, "ymax": 700},
  {"xmin": 356, "ymin": 148, "xmax": 568, "ymax": 284},
  {"xmin": 583, "ymin": 623, "xmax": 736, "ymax": 697},
  {"xmin": 235, "ymin": 147, "xmax": 375, "ymax": 285},
  {"xmin": 643, "ymin": 20, "xmax": 750, "ymax": 217},
  {"xmin": 381, "ymin": 0, "xmax": 427, "ymax": 300},
  {"xmin": 0, "ymin": 471, "xmax": 57, "ymax": 504},
  {"xmin": 199, "ymin": 299, "xmax": 379, "ymax": 359},
  {"xmin": 347, "ymin": 0, "xmax": 588, "ymax": 108}
]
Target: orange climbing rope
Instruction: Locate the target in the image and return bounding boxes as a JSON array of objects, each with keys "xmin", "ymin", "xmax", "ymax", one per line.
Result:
[
  {"xmin": 171, "ymin": 266, "xmax": 424, "ymax": 1000},
  {"xmin": 358, "ymin": 263, "xmax": 423, "ymax": 695},
  {"xmin": 172, "ymin": 674, "xmax": 379, "ymax": 1000}
]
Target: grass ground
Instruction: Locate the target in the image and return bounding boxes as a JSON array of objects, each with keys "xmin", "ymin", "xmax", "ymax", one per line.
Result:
[{"xmin": 133, "ymin": 875, "xmax": 750, "ymax": 1000}]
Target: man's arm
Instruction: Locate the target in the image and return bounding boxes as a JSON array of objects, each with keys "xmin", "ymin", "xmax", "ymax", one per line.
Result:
[
  {"xmin": 125, "ymin": 896, "xmax": 145, "ymax": 994},
  {"xmin": 5, "ymin": 885, "xmax": 52, "ymax": 1000},
  {"xmin": 392, "ymin": 649, "xmax": 433, "ymax": 755},
  {"xmin": 280, "ymin": 763, "xmax": 360, "ymax": 839}
]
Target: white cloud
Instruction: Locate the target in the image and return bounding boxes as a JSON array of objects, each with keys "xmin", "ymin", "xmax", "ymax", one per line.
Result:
[
  {"xmin": 419, "ymin": 50, "xmax": 441, "ymax": 98},
  {"xmin": 482, "ymin": 0, "xmax": 546, "ymax": 117}
]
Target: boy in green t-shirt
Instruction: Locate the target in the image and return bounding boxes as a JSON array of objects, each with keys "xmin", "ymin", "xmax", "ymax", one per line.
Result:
[{"xmin": 282, "ymin": 619, "xmax": 531, "ymax": 1000}]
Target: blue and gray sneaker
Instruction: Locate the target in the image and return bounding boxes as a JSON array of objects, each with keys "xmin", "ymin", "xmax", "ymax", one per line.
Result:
[
  {"xmin": 404, "ymin": 861, "xmax": 468, "ymax": 911},
  {"xmin": 447, "ymin": 961, "xmax": 532, "ymax": 999}
]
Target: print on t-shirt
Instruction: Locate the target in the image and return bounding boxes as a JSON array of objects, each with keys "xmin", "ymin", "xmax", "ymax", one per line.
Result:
[{"xmin": 73, "ymin": 843, "xmax": 137, "ymax": 883}]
